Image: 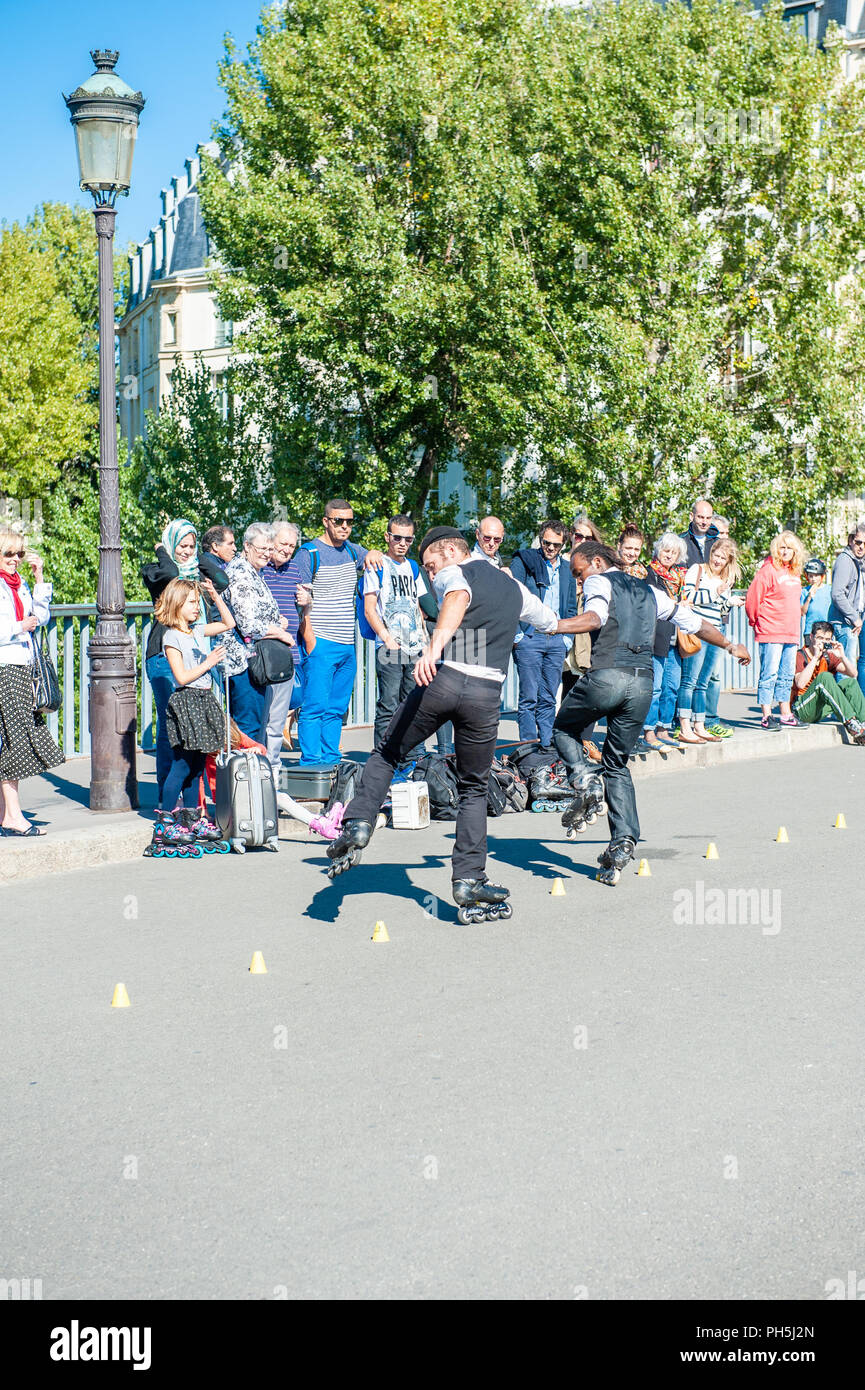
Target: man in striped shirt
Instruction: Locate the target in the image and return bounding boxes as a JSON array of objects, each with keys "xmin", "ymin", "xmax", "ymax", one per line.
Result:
[{"xmin": 293, "ymin": 500, "xmax": 385, "ymax": 765}]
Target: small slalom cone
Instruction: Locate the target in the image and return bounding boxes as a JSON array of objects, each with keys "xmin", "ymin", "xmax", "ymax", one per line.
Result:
[
  {"xmin": 550, "ymin": 877, "xmax": 567, "ymax": 896},
  {"xmin": 705, "ymin": 842, "xmax": 720, "ymax": 860},
  {"xmin": 834, "ymin": 813, "xmax": 847, "ymax": 829},
  {"xmin": 111, "ymin": 983, "xmax": 130, "ymax": 1008},
  {"xmin": 371, "ymin": 921, "xmax": 390, "ymax": 942},
  {"xmin": 637, "ymin": 858, "xmax": 652, "ymax": 876},
  {"xmin": 249, "ymin": 951, "xmax": 267, "ymax": 973},
  {"xmin": 775, "ymin": 826, "xmax": 789, "ymax": 843}
]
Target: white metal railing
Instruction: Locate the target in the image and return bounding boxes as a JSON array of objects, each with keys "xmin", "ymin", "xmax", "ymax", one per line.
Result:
[{"xmin": 47, "ymin": 595, "xmax": 758, "ymax": 755}]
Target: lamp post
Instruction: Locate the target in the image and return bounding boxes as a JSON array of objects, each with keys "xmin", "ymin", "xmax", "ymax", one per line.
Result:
[{"xmin": 64, "ymin": 51, "xmax": 145, "ymax": 812}]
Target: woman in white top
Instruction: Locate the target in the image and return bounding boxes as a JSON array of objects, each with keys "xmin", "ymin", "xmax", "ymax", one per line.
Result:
[
  {"xmin": 0, "ymin": 527, "xmax": 64, "ymax": 835},
  {"xmin": 676, "ymin": 539, "xmax": 742, "ymax": 743}
]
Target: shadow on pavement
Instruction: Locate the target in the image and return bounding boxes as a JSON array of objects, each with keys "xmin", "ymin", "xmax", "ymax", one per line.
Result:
[{"xmin": 302, "ymin": 850, "xmax": 451, "ymax": 923}]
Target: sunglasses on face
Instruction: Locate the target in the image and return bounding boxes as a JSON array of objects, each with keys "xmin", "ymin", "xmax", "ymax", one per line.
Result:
[
  {"xmin": 573, "ymin": 531, "xmax": 592, "ymax": 540},
  {"xmin": 2, "ymin": 549, "xmax": 25, "ymax": 559},
  {"xmin": 542, "ymin": 541, "xmax": 563, "ymax": 550},
  {"xmin": 388, "ymin": 534, "xmax": 413, "ymax": 544}
]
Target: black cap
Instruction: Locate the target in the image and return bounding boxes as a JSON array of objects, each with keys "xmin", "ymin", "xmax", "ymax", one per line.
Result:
[
  {"xmin": 803, "ymin": 558, "xmax": 826, "ymax": 575},
  {"xmin": 418, "ymin": 526, "xmax": 465, "ymax": 562}
]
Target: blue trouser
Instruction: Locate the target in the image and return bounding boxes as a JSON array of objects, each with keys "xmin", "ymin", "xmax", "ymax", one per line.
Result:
[
  {"xmin": 513, "ymin": 632, "xmax": 565, "ymax": 746},
  {"xmin": 229, "ymin": 669, "xmax": 266, "ymax": 740},
  {"xmin": 298, "ymin": 637, "xmax": 357, "ymax": 764},
  {"xmin": 657, "ymin": 645, "xmax": 682, "ymax": 726},
  {"xmin": 678, "ymin": 642, "xmax": 722, "ymax": 720},
  {"xmin": 644, "ymin": 655, "xmax": 666, "ymax": 730},
  {"xmin": 834, "ymin": 624, "xmax": 865, "ymax": 694},
  {"xmin": 145, "ymin": 653, "xmax": 177, "ymax": 806},
  {"xmin": 756, "ymin": 642, "xmax": 797, "ymax": 707},
  {"xmin": 162, "ymin": 748, "xmax": 206, "ymax": 811}
]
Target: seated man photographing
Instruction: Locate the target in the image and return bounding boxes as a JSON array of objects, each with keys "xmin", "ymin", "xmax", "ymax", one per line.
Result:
[{"xmin": 792, "ymin": 621, "xmax": 865, "ymax": 742}]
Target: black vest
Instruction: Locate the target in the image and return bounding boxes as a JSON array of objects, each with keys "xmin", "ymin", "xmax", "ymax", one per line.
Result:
[
  {"xmin": 590, "ymin": 570, "xmax": 656, "ymax": 672},
  {"xmin": 442, "ymin": 560, "xmax": 523, "ymax": 674}
]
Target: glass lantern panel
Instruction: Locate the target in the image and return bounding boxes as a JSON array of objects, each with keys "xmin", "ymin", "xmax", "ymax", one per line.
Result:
[{"xmin": 76, "ymin": 117, "xmax": 137, "ymax": 189}]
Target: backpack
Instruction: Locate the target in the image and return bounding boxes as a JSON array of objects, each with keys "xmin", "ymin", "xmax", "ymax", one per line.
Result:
[
  {"xmin": 506, "ymin": 741, "xmax": 558, "ymax": 778},
  {"xmin": 411, "ymin": 753, "xmax": 459, "ymax": 820},
  {"xmin": 301, "ymin": 540, "xmax": 379, "ymax": 641},
  {"xmin": 325, "ymin": 759, "xmax": 362, "ymax": 814},
  {"xmin": 487, "ymin": 758, "xmax": 529, "ymax": 816}
]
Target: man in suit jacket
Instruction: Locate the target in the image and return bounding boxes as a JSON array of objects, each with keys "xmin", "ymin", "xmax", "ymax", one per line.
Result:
[{"xmin": 509, "ymin": 520, "xmax": 577, "ymax": 749}]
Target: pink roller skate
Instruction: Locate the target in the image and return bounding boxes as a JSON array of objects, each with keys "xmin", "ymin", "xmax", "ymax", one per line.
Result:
[{"xmin": 310, "ymin": 802, "xmax": 346, "ymax": 841}]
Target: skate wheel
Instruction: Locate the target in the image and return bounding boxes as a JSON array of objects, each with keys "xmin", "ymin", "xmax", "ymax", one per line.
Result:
[
  {"xmin": 530, "ymin": 804, "xmax": 545, "ymax": 814},
  {"xmin": 189, "ymin": 843, "xmax": 204, "ymax": 858},
  {"xmin": 586, "ymin": 812, "xmax": 598, "ymax": 825},
  {"xmin": 164, "ymin": 847, "xmax": 177, "ymax": 858},
  {"xmin": 203, "ymin": 843, "xmax": 216, "ymax": 854},
  {"xmin": 497, "ymin": 902, "xmax": 513, "ymax": 920},
  {"xmin": 218, "ymin": 841, "xmax": 231, "ymax": 853},
  {"xmin": 457, "ymin": 906, "xmax": 472, "ymax": 925},
  {"xmin": 566, "ymin": 828, "xmax": 577, "ymax": 840}
]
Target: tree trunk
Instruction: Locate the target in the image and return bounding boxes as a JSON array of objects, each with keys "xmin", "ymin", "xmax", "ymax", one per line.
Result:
[{"xmin": 406, "ymin": 441, "xmax": 438, "ymax": 518}]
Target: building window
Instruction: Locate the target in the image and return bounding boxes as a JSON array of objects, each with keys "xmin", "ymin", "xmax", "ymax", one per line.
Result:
[
  {"xmin": 164, "ymin": 309, "xmax": 178, "ymax": 346},
  {"xmin": 212, "ymin": 372, "xmax": 230, "ymax": 421},
  {"xmin": 213, "ymin": 314, "xmax": 234, "ymax": 349}
]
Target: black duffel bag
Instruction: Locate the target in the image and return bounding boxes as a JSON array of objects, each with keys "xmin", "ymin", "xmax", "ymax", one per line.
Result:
[{"xmin": 247, "ymin": 637, "xmax": 295, "ymax": 687}]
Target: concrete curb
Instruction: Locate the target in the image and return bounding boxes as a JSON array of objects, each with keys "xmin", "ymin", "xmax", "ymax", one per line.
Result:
[{"xmin": 0, "ymin": 721, "xmax": 847, "ymax": 884}]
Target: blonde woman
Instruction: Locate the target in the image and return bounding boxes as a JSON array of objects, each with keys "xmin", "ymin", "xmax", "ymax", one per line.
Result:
[
  {"xmin": 0, "ymin": 527, "xmax": 63, "ymax": 835},
  {"xmin": 677, "ymin": 539, "xmax": 742, "ymax": 742},
  {"xmin": 745, "ymin": 531, "xmax": 806, "ymax": 727}
]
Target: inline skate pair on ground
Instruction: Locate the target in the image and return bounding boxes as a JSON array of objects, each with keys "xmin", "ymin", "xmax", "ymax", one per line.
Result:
[
  {"xmin": 325, "ymin": 819, "xmax": 512, "ymax": 923},
  {"xmin": 143, "ymin": 807, "xmax": 230, "ymax": 858}
]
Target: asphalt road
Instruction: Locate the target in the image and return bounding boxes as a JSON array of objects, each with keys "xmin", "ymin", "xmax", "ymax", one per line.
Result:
[{"xmin": 1, "ymin": 744, "xmax": 863, "ymax": 1300}]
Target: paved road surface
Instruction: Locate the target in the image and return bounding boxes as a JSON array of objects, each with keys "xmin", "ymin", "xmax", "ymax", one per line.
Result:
[{"xmin": 1, "ymin": 745, "xmax": 863, "ymax": 1300}]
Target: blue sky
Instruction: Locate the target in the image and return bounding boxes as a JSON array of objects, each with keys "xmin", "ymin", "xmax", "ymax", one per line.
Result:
[{"xmin": 0, "ymin": 0, "xmax": 265, "ymax": 252}]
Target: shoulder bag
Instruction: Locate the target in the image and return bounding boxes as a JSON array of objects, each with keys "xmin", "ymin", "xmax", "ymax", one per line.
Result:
[
  {"xmin": 32, "ymin": 629, "xmax": 61, "ymax": 714},
  {"xmin": 677, "ymin": 566, "xmax": 703, "ymax": 657},
  {"xmin": 247, "ymin": 638, "xmax": 295, "ymax": 687}
]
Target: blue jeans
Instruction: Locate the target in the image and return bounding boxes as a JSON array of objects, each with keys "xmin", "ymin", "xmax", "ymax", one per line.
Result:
[
  {"xmin": 229, "ymin": 669, "xmax": 266, "ymax": 740},
  {"xmin": 678, "ymin": 642, "xmax": 722, "ymax": 720},
  {"xmin": 756, "ymin": 642, "xmax": 797, "ymax": 707},
  {"xmin": 835, "ymin": 624, "xmax": 865, "ymax": 694},
  {"xmin": 657, "ymin": 645, "xmax": 682, "ymax": 726},
  {"xmin": 145, "ymin": 653, "xmax": 177, "ymax": 806},
  {"xmin": 297, "ymin": 637, "xmax": 357, "ymax": 764},
  {"xmin": 513, "ymin": 632, "xmax": 565, "ymax": 746},
  {"xmin": 644, "ymin": 655, "xmax": 666, "ymax": 730}
]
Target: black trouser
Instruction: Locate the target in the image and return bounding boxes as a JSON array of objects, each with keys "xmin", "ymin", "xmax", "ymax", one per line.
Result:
[
  {"xmin": 374, "ymin": 646, "xmax": 426, "ymax": 758},
  {"xmin": 553, "ymin": 666, "xmax": 653, "ymax": 844},
  {"xmin": 345, "ymin": 664, "xmax": 502, "ymax": 881}
]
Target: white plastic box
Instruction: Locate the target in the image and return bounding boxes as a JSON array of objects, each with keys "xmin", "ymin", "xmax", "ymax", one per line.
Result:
[{"xmin": 390, "ymin": 780, "xmax": 430, "ymax": 830}]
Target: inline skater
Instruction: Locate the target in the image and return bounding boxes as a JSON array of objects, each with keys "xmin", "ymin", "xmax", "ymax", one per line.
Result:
[
  {"xmin": 326, "ymin": 527, "xmax": 561, "ymax": 922},
  {"xmin": 555, "ymin": 540, "xmax": 751, "ymax": 884}
]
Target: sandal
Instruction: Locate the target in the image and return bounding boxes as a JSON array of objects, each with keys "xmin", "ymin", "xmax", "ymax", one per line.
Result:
[
  {"xmin": 0, "ymin": 824, "xmax": 45, "ymax": 837},
  {"xmin": 694, "ymin": 725, "xmax": 722, "ymax": 742}
]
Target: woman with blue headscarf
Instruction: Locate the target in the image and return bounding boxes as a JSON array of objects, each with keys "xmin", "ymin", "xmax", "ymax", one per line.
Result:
[{"xmin": 142, "ymin": 519, "xmax": 230, "ymax": 807}]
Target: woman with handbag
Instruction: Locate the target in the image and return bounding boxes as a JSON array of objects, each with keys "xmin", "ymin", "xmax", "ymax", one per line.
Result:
[
  {"xmin": 676, "ymin": 539, "xmax": 742, "ymax": 742},
  {"xmin": 0, "ymin": 528, "xmax": 64, "ymax": 836},
  {"xmin": 225, "ymin": 523, "xmax": 296, "ymax": 768}
]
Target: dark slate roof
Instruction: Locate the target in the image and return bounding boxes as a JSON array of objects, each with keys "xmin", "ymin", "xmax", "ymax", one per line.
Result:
[{"xmin": 169, "ymin": 190, "xmax": 208, "ymax": 274}]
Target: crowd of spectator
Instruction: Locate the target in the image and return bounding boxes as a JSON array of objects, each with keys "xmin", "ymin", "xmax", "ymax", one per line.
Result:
[{"xmin": 4, "ymin": 494, "xmax": 865, "ymax": 836}]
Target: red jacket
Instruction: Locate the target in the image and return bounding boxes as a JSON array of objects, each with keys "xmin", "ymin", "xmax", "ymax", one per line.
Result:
[{"xmin": 745, "ymin": 559, "xmax": 802, "ymax": 643}]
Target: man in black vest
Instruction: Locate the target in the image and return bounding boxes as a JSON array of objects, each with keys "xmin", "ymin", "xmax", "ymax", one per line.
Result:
[
  {"xmin": 326, "ymin": 527, "xmax": 561, "ymax": 921},
  {"xmin": 555, "ymin": 540, "xmax": 750, "ymax": 883}
]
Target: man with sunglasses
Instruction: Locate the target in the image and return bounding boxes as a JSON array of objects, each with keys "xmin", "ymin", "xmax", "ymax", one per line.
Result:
[
  {"xmin": 472, "ymin": 517, "xmax": 506, "ymax": 567},
  {"xmin": 510, "ymin": 520, "xmax": 577, "ymax": 749},
  {"xmin": 829, "ymin": 525, "xmax": 865, "ymax": 694},
  {"xmin": 362, "ymin": 516, "xmax": 431, "ymax": 754},
  {"xmin": 293, "ymin": 500, "xmax": 385, "ymax": 765}
]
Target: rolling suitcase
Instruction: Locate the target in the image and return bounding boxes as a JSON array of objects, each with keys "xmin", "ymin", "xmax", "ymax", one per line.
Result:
[{"xmin": 215, "ymin": 674, "xmax": 279, "ymax": 854}]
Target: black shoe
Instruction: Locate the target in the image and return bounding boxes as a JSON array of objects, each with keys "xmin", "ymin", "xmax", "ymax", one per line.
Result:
[{"xmin": 326, "ymin": 819, "xmax": 374, "ymax": 859}]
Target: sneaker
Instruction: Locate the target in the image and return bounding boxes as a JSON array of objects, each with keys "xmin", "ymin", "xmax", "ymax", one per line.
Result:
[{"xmin": 708, "ymin": 723, "xmax": 733, "ymax": 738}]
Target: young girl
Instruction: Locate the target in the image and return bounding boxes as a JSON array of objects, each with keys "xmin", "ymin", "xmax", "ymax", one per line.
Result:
[{"xmin": 157, "ymin": 577, "xmax": 234, "ymax": 811}]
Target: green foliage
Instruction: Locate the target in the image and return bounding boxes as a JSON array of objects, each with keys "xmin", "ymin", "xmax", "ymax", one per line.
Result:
[
  {"xmin": 198, "ymin": 0, "xmax": 865, "ymax": 569},
  {"xmin": 40, "ymin": 463, "xmax": 150, "ymax": 604},
  {"xmin": 128, "ymin": 356, "xmax": 270, "ymax": 535}
]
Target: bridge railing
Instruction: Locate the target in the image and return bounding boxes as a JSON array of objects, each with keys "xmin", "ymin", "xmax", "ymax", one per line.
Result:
[{"xmin": 46, "ymin": 594, "xmax": 757, "ymax": 755}]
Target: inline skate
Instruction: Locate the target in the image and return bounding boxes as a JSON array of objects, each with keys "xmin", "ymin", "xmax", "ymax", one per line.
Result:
[
  {"xmin": 326, "ymin": 818, "xmax": 374, "ymax": 877},
  {"xmin": 560, "ymin": 772, "xmax": 606, "ymax": 838},
  {"xmin": 178, "ymin": 807, "xmax": 231, "ymax": 854},
  {"xmin": 143, "ymin": 809, "xmax": 203, "ymax": 859},
  {"xmin": 595, "ymin": 837, "xmax": 637, "ymax": 886},
  {"xmin": 452, "ymin": 878, "xmax": 513, "ymax": 924},
  {"xmin": 528, "ymin": 763, "xmax": 573, "ymax": 813}
]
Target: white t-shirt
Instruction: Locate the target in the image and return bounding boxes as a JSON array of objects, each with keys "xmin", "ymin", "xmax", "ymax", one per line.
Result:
[{"xmin": 362, "ymin": 558, "xmax": 428, "ymax": 656}]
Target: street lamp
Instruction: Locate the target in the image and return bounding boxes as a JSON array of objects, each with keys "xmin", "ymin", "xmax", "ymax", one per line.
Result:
[{"xmin": 64, "ymin": 51, "xmax": 145, "ymax": 812}]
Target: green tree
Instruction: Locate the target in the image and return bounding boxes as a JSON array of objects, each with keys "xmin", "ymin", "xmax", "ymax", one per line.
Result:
[
  {"xmin": 199, "ymin": 0, "xmax": 865, "ymax": 566},
  {"xmin": 128, "ymin": 356, "xmax": 270, "ymax": 535}
]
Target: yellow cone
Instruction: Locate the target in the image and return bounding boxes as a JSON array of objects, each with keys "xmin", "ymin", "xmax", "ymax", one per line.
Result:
[
  {"xmin": 705, "ymin": 842, "xmax": 719, "ymax": 859},
  {"xmin": 637, "ymin": 858, "xmax": 651, "ymax": 876},
  {"xmin": 249, "ymin": 951, "xmax": 267, "ymax": 973},
  {"xmin": 550, "ymin": 877, "xmax": 567, "ymax": 896},
  {"xmin": 834, "ymin": 813, "xmax": 847, "ymax": 829},
  {"xmin": 371, "ymin": 921, "xmax": 390, "ymax": 942},
  {"xmin": 775, "ymin": 826, "xmax": 789, "ymax": 843},
  {"xmin": 111, "ymin": 983, "xmax": 130, "ymax": 1008}
]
